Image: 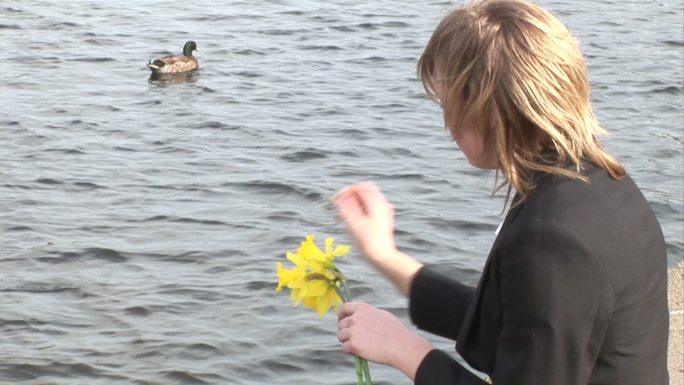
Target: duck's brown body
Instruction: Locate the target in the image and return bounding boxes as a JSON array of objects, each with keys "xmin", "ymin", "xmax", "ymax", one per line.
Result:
[{"xmin": 147, "ymin": 41, "xmax": 199, "ymax": 74}]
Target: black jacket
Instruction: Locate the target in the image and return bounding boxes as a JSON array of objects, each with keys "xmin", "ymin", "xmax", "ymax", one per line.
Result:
[{"xmin": 410, "ymin": 165, "xmax": 669, "ymax": 384}]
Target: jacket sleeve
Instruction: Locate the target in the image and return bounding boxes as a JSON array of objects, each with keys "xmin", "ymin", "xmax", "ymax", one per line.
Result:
[
  {"xmin": 490, "ymin": 220, "xmax": 612, "ymax": 384},
  {"xmin": 410, "ymin": 266, "xmax": 490, "ymax": 384},
  {"xmin": 409, "ymin": 264, "xmax": 475, "ymax": 340},
  {"xmin": 415, "ymin": 350, "xmax": 490, "ymax": 384}
]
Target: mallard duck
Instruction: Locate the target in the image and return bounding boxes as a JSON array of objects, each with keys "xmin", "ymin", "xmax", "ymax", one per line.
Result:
[{"xmin": 147, "ymin": 41, "xmax": 199, "ymax": 74}]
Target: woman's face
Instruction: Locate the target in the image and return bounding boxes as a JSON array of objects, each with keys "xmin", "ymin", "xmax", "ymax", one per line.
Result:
[
  {"xmin": 451, "ymin": 127, "xmax": 494, "ymax": 169},
  {"xmin": 432, "ymin": 69, "xmax": 496, "ymax": 170}
]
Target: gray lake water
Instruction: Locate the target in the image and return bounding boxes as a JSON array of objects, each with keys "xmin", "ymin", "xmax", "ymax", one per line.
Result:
[{"xmin": 1, "ymin": 1, "xmax": 682, "ymax": 384}]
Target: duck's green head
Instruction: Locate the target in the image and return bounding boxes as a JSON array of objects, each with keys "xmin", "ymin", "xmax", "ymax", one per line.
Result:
[{"xmin": 183, "ymin": 41, "xmax": 198, "ymax": 56}]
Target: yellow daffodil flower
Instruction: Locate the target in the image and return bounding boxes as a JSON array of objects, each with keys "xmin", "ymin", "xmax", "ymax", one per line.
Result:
[
  {"xmin": 275, "ymin": 234, "xmax": 373, "ymax": 385},
  {"xmin": 276, "ymin": 235, "xmax": 349, "ymax": 317}
]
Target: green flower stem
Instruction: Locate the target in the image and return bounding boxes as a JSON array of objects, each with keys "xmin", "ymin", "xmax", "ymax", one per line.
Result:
[
  {"xmin": 354, "ymin": 356, "xmax": 364, "ymax": 385},
  {"xmin": 361, "ymin": 360, "xmax": 372, "ymax": 385},
  {"xmin": 339, "ymin": 279, "xmax": 374, "ymax": 385}
]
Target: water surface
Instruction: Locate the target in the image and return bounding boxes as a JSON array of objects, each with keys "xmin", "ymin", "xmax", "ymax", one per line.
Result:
[{"xmin": 1, "ymin": 1, "xmax": 682, "ymax": 384}]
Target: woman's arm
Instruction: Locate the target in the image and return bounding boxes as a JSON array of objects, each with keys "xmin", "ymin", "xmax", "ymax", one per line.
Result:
[
  {"xmin": 333, "ymin": 182, "xmax": 475, "ymax": 338},
  {"xmin": 333, "ymin": 182, "xmax": 486, "ymax": 383},
  {"xmin": 332, "ymin": 182, "xmax": 423, "ymax": 296}
]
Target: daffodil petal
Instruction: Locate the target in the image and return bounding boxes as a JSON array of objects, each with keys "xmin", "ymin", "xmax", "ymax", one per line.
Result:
[
  {"xmin": 309, "ymin": 260, "xmax": 328, "ymax": 273},
  {"xmin": 275, "ymin": 262, "xmax": 285, "ymax": 292},
  {"xmin": 276, "ymin": 262, "xmax": 305, "ymax": 292},
  {"xmin": 315, "ymin": 296, "xmax": 330, "ymax": 317},
  {"xmin": 325, "ymin": 237, "xmax": 334, "ymax": 255},
  {"xmin": 303, "ymin": 296, "xmax": 317, "ymax": 309},
  {"xmin": 332, "ymin": 244, "xmax": 350, "ymax": 257},
  {"xmin": 298, "ymin": 235, "xmax": 326, "ymax": 261},
  {"xmin": 304, "ymin": 279, "xmax": 329, "ymax": 297},
  {"xmin": 315, "ymin": 288, "xmax": 340, "ymax": 317},
  {"xmin": 288, "ymin": 277, "xmax": 307, "ymax": 290},
  {"xmin": 286, "ymin": 252, "xmax": 308, "ymax": 268},
  {"xmin": 290, "ymin": 288, "xmax": 302, "ymax": 305}
]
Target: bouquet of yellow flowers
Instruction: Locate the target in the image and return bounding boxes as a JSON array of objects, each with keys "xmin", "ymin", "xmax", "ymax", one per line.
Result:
[{"xmin": 276, "ymin": 235, "xmax": 373, "ymax": 385}]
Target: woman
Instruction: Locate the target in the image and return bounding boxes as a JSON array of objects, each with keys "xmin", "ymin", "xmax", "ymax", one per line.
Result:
[{"xmin": 333, "ymin": 1, "xmax": 669, "ymax": 384}]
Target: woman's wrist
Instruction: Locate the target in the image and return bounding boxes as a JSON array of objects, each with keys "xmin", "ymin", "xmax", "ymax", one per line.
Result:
[
  {"xmin": 391, "ymin": 335, "xmax": 434, "ymax": 380},
  {"xmin": 369, "ymin": 249, "xmax": 423, "ymax": 296}
]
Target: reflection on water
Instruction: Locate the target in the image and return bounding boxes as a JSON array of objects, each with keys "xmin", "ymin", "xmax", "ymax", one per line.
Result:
[{"xmin": 148, "ymin": 71, "xmax": 200, "ymax": 86}]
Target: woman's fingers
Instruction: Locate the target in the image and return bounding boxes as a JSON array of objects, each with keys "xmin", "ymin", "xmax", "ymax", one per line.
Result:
[
  {"xmin": 334, "ymin": 190, "xmax": 367, "ymax": 224},
  {"xmin": 337, "ymin": 303, "xmax": 358, "ymax": 352},
  {"xmin": 339, "ymin": 182, "xmax": 384, "ymax": 216},
  {"xmin": 332, "ymin": 182, "xmax": 393, "ymax": 227},
  {"xmin": 333, "ymin": 184, "xmax": 371, "ymax": 217},
  {"xmin": 337, "ymin": 326, "xmax": 351, "ymax": 343},
  {"xmin": 340, "ymin": 340, "xmax": 358, "ymax": 355},
  {"xmin": 337, "ymin": 326, "xmax": 357, "ymax": 355},
  {"xmin": 336, "ymin": 302, "xmax": 367, "ymax": 357},
  {"xmin": 338, "ymin": 302, "xmax": 360, "ymax": 321}
]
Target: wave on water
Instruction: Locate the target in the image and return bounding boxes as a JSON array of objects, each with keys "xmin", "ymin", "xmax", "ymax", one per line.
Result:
[
  {"xmin": 34, "ymin": 248, "xmax": 128, "ymax": 264},
  {"xmin": 67, "ymin": 57, "xmax": 117, "ymax": 63}
]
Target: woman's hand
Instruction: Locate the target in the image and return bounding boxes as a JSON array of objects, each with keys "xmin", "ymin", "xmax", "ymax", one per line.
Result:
[
  {"xmin": 332, "ymin": 182, "xmax": 423, "ymax": 296},
  {"xmin": 332, "ymin": 182, "xmax": 397, "ymax": 264},
  {"xmin": 337, "ymin": 302, "xmax": 434, "ymax": 380}
]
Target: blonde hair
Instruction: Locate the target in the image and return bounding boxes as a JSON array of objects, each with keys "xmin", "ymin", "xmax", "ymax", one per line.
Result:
[{"xmin": 418, "ymin": 0, "xmax": 624, "ymax": 200}]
